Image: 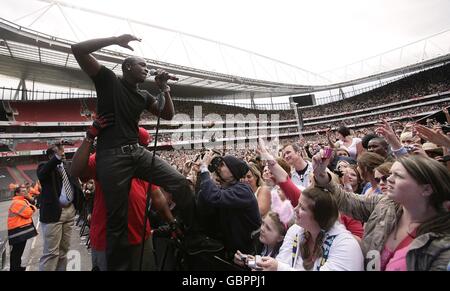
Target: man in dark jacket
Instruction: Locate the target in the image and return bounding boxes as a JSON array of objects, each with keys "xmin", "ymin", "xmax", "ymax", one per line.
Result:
[
  {"xmin": 37, "ymin": 143, "xmax": 82, "ymax": 271},
  {"xmin": 197, "ymin": 153, "xmax": 261, "ymax": 256}
]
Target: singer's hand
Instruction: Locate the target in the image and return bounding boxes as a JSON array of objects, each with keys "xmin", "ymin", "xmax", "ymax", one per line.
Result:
[
  {"xmin": 154, "ymin": 69, "xmax": 171, "ymax": 87},
  {"xmin": 115, "ymin": 34, "xmax": 141, "ymax": 51}
]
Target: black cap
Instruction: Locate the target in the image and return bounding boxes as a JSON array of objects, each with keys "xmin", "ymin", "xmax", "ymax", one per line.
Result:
[{"xmin": 222, "ymin": 155, "xmax": 249, "ymax": 180}]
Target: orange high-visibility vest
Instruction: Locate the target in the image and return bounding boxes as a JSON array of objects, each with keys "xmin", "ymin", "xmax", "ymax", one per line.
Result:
[{"xmin": 8, "ymin": 196, "xmax": 36, "ymax": 231}]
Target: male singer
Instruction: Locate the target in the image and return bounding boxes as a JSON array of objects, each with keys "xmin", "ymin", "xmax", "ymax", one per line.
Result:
[{"xmin": 72, "ymin": 35, "xmax": 194, "ymax": 270}]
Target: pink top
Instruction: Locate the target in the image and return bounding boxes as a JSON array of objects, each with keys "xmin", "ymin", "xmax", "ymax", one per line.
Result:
[
  {"xmin": 380, "ymin": 229, "xmax": 416, "ymax": 271},
  {"xmin": 384, "ymin": 244, "xmax": 409, "ymax": 271}
]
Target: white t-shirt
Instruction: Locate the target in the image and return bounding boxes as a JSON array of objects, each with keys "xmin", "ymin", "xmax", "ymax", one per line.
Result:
[
  {"xmin": 337, "ymin": 137, "xmax": 362, "ymax": 160},
  {"xmin": 276, "ymin": 222, "xmax": 364, "ymax": 271}
]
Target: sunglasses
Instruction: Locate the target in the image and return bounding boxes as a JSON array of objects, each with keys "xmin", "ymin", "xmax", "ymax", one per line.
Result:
[{"xmin": 374, "ymin": 175, "xmax": 389, "ymax": 184}]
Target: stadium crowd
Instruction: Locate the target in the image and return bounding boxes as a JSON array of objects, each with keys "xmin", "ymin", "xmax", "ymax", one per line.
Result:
[
  {"xmin": 4, "ymin": 51, "xmax": 450, "ymax": 272},
  {"xmin": 301, "ymin": 63, "xmax": 450, "ymax": 118}
]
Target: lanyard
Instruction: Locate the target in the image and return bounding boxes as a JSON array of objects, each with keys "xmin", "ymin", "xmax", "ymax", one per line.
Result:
[{"xmin": 291, "ymin": 233, "xmax": 299, "ymax": 267}]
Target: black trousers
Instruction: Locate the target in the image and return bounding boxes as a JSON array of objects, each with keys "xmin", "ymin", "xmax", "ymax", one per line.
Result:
[
  {"xmin": 96, "ymin": 146, "xmax": 195, "ymax": 271},
  {"xmin": 10, "ymin": 241, "xmax": 27, "ymax": 271}
]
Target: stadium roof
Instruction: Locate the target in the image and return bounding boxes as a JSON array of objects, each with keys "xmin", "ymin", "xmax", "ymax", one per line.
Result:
[{"xmin": 1, "ymin": 0, "xmax": 450, "ymax": 100}]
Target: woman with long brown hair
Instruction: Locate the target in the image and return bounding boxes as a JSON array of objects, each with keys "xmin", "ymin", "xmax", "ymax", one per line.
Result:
[
  {"xmin": 313, "ymin": 153, "xmax": 450, "ymax": 270},
  {"xmin": 258, "ymin": 187, "xmax": 364, "ymax": 271}
]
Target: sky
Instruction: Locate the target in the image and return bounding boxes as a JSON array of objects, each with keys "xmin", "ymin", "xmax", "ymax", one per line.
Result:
[{"xmin": 1, "ymin": 0, "xmax": 450, "ymax": 85}]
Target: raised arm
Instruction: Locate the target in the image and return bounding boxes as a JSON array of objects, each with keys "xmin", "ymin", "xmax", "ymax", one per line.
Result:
[
  {"xmin": 414, "ymin": 124, "xmax": 450, "ymax": 149},
  {"xmin": 257, "ymin": 138, "xmax": 289, "ymax": 183},
  {"xmin": 70, "ymin": 114, "xmax": 114, "ymax": 178},
  {"xmin": 257, "ymin": 138, "xmax": 301, "ymax": 206},
  {"xmin": 312, "ymin": 150, "xmax": 383, "ymax": 222},
  {"xmin": 71, "ymin": 34, "xmax": 141, "ymax": 77}
]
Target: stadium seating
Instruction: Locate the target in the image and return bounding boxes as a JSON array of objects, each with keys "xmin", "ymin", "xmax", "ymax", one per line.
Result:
[
  {"xmin": 10, "ymin": 100, "xmax": 89, "ymax": 122},
  {"xmin": 17, "ymin": 164, "xmax": 38, "ymax": 183},
  {"xmin": 15, "ymin": 141, "xmax": 48, "ymax": 151},
  {"xmin": 0, "ymin": 167, "xmax": 19, "ymax": 190}
]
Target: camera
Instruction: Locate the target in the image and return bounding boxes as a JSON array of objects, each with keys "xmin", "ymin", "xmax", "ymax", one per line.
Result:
[
  {"xmin": 208, "ymin": 155, "xmax": 223, "ymax": 173},
  {"xmin": 247, "ymin": 255, "xmax": 263, "ymax": 270},
  {"xmin": 442, "ymin": 124, "xmax": 450, "ymax": 134},
  {"xmin": 404, "ymin": 145, "xmax": 415, "ymax": 153},
  {"xmin": 239, "ymin": 254, "xmax": 248, "ymax": 262},
  {"xmin": 333, "ymin": 168, "xmax": 344, "ymax": 178},
  {"xmin": 56, "ymin": 139, "xmax": 74, "ymax": 146}
]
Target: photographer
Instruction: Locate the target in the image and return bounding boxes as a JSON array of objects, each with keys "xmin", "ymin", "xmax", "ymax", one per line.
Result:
[
  {"xmin": 37, "ymin": 143, "xmax": 83, "ymax": 271},
  {"xmin": 197, "ymin": 151, "xmax": 261, "ymax": 257}
]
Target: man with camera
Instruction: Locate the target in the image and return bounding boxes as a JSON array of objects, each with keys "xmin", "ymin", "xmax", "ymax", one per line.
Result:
[
  {"xmin": 37, "ymin": 143, "xmax": 83, "ymax": 271},
  {"xmin": 197, "ymin": 151, "xmax": 261, "ymax": 258}
]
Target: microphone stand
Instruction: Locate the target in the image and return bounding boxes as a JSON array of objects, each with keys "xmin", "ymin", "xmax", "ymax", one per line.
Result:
[{"xmin": 138, "ymin": 91, "xmax": 165, "ymax": 271}]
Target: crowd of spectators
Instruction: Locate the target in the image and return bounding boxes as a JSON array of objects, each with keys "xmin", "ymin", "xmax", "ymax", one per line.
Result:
[
  {"xmin": 302, "ymin": 101, "xmax": 450, "ymax": 132},
  {"xmin": 5, "ymin": 61, "xmax": 450, "ymax": 272},
  {"xmin": 301, "ymin": 63, "xmax": 450, "ymax": 118}
]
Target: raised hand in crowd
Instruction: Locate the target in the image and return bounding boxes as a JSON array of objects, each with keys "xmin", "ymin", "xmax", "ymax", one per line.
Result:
[
  {"xmin": 256, "ymin": 138, "xmax": 275, "ymax": 161},
  {"xmin": 375, "ymin": 119, "xmax": 402, "ymax": 151},
  {"xmin": 199, "ymin": 149, "xmax": 215, "ymax": 168},
  {"xmin": 414, "ymin": 124, "xmax": 450, "ymax": 148},
  {"xmin": 311, "ymin": 149, "xmax": 333, "ymax": 185},
  {"xmin": 408, "ymin": 143, "xmax": 429, "ymax": 158}
]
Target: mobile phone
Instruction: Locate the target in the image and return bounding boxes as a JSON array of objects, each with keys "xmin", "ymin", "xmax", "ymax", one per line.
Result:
[
  {"xmin": 323, "ymin": 147, "xmax": 333, "ymax": 159},
  {"xmin": 247, "ymin": 255, "xmax": 263, "ymax": 270},
  {"xmin": 247, "ymin": 260, "xmax": 263, "ymax": 270},
  {"xmin": 239, "ymin": 254, "xmax": 248, "ymax": 262},
  {"xmin": 404, "ymin": 145, "xmax": 415, "ymax": 153}
]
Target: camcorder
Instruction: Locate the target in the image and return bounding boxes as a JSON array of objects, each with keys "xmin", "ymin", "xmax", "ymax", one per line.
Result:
[
  {"xmin": 246, "ymin": 255, "xmax": 263, "ymax": 270},
  {"xmin": 208, "ymin": 151, "xmax": 223, "ymax": 173},
  {"xmin": 404, "ymin": 145, "xmax": 416, "ymax": 153},
  {"xmin": 333, "ymin": 168, "xmax": 344, "ymax": 178},
  {"xmin": 442, "ymin": 124, "xmax": 450, "ymax": 134},
  {"xmin": 193, "ymin": 147, "xmax": 223, "ymax": 173},
  {"xmin": 56, "ymin": 139, "xmax": 74, "ymax": 146}
]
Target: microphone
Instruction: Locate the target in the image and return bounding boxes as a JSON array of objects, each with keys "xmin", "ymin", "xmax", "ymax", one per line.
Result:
[{"xmin": 148, "ymin": 69, "xmax": 179, "ymax": 81}]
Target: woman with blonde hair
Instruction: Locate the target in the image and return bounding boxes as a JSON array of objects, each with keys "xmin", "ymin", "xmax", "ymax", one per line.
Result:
[
  {"xmin": 242, "ymin": 163, "xmax": 271, "ymax": 217},
  {"xmin": 339, "ymin": 164, "xmax": 364, "ymax": 194}
]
